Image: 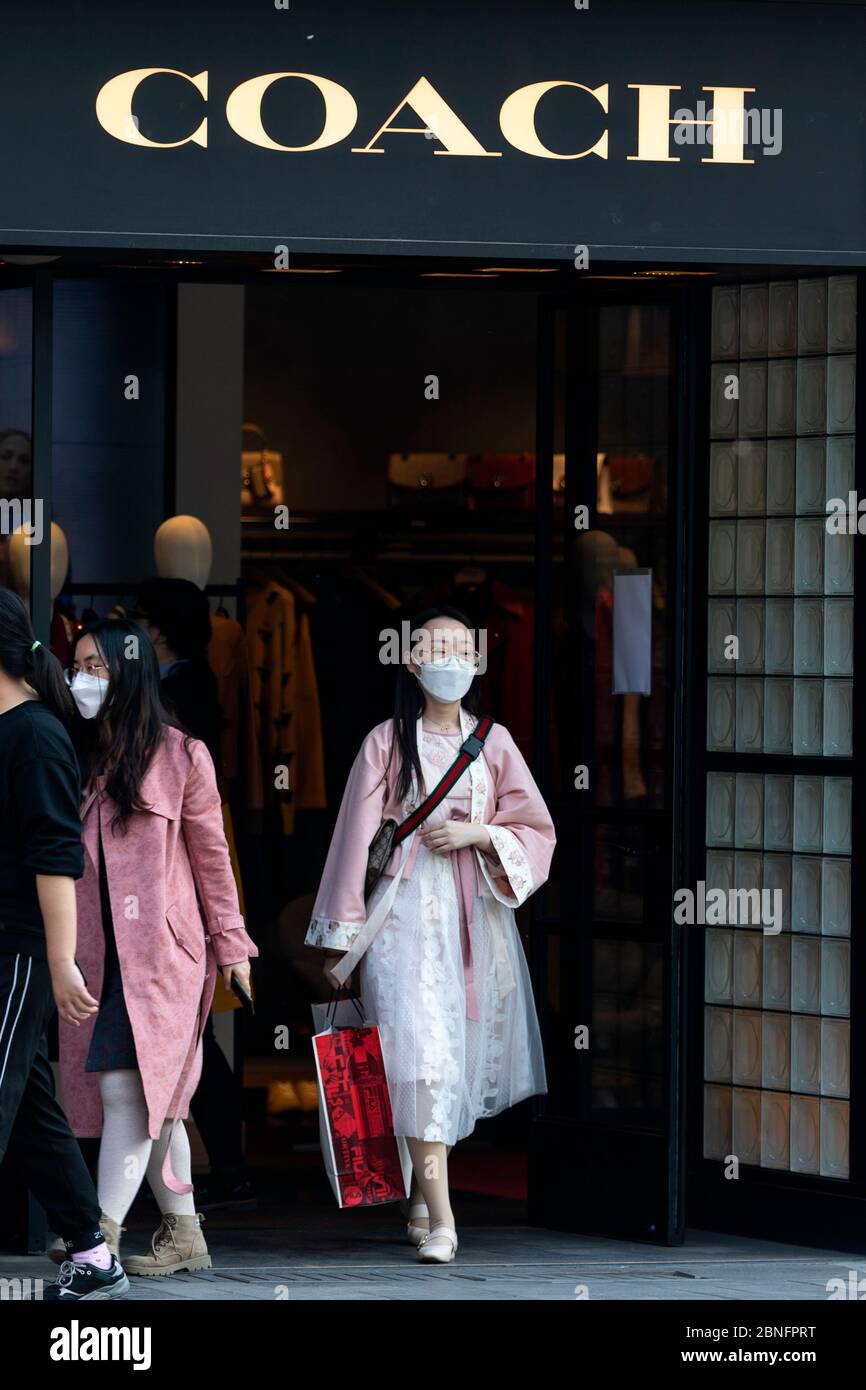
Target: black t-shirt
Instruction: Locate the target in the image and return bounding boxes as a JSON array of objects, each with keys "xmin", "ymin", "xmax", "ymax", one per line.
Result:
[{"xmin": 0, "ymin": 700, "xmax": 84, "ymax": 959}]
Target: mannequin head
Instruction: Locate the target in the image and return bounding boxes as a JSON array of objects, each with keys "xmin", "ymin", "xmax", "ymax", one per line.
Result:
[
  {"xmin": 154, "ymin": 515, "xmax": 213, "ymax": 590},
  {"xmin": 8, "ymin": 521, "xmax": 69, "ymax": 599},
  {"xmin": 574, "ymin": 529, "xmax": 620, "ymax": 597}
]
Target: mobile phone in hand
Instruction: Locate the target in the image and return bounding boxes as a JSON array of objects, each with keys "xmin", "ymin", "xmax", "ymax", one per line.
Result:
[{"xmin": 230, "ymin": 974, "xmax": 255, "ymax": 1015}]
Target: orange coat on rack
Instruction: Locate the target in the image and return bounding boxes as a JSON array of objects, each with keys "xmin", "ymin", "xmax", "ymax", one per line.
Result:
[{"xmin": 247, "ymin": 581, "xmax": 326, "ymax": 834}]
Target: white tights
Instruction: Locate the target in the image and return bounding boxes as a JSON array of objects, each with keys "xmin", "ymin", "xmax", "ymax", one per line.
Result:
[
  {"xmin": 405, "ymin": 1139, "xmax": 455, "ymax": 1230},
  {"xmin": 97, "ymin": 1069, "xmax": 195, "ymax": 1225}
]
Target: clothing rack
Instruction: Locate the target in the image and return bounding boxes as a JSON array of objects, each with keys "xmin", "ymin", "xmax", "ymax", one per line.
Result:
[
  {"xmin": 242, "ymin": 548, "xmax": 551, "ymax": 565},
  {"xmin": 60, "ymin": 580, "xmax": 248, "ymax": 625}
]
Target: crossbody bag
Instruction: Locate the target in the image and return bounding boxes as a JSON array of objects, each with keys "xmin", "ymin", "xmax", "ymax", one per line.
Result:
[{"xmin": 364, "ymin": 715, "xmax": 494, "ymax": 900}]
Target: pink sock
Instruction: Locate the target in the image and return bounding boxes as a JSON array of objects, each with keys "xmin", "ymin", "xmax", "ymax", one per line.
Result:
[{"xmin": 72, "ymin": 1241, "xmax": 112, "ymax": 1270}]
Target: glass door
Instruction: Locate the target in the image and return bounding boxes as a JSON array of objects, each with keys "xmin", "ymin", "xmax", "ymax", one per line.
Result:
[{"xmin": 529, "ymin": 285, "xmax": 688, "ymax": 1242}]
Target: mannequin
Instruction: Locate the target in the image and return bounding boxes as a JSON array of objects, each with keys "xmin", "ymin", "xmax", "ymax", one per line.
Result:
[
  {"xmin": 154, "ymin": 515, "xmax": 213, "ymax": 590},
  {"xmin": 8, "ymin": 521, "xmax": 69, "ymax": 600},
  {"xmin": 8, "ymin": 522, "xmax": 75, "ymax": 663}
]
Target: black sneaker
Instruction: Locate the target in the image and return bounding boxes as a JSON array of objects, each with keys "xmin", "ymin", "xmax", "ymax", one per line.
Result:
[{"xmin": 43, "ymin": 1256, "xmax": 130, "ymax": 1300}]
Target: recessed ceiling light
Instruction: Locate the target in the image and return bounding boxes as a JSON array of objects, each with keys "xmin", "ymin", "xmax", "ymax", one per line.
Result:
[
  {"xmin": 478, "ymin": 266, "xmax": 559, "ymax": 274},
  {"xmin": 584, "ymin": 271, "xmax": 716, "ymax": 279}
]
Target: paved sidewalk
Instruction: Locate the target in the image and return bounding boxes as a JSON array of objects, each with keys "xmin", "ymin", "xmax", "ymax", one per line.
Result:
[{"xmin": 4, "ymin": 1218, "xmax": 865, "ymax": 1300}]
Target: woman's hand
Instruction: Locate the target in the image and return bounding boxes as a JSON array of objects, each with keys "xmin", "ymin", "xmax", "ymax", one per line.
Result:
[
  {"xmin": 420, "ymin": 820, "xmax": 491, "ymax": 855},
  {"xmin": 221, "ymin": 959, "xmax": 252, "ymax": 997},
  {"xmin": 51, "ymin": 958, "xmax": 99, "ymax": 1026},
  {"xmin": 323, "ymin": 954, "xmax": 351, "ymax": 991}
]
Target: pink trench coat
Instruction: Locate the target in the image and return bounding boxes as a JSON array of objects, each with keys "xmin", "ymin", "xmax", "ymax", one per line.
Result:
[{"xmin": 59, "ymin": 727, "xmax": 258, "ymax": 1190}]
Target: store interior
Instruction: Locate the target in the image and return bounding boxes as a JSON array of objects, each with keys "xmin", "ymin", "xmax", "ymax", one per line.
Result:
[{"xmin": 0, "ymin": 262, "xmax": 676, "ymax": 1238}]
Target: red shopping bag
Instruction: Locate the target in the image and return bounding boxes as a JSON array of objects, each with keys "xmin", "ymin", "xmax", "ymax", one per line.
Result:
[{"xmin": 311, "ymin": 994, "xmax": 412, "ymax": 1209}]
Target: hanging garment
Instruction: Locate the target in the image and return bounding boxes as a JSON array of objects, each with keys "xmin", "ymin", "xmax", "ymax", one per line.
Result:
[
  {"xmin": 308, "ymin": 576, "xmax": 400, "ymax": 814},
  {"xmin": 208, "ymin": 612, "xmax": 264, "ymax": 812},
  {"xmin": 248, "ymin": 581, "xmax": 297, "ymax": 832},
  {"xmin": 247, "ymin": 583, "xmax": 326, "ymax": 835},
  {"xmin": 294, "ymin": 611, "xmax": 326, "ymax": 815},
  {"xmin": 305, "ymin": 707, "xmax": 555, "ymax": 1146},
  {"xmin": 483, "ymin": 582, "xmax": 535, "ymax": 763}
]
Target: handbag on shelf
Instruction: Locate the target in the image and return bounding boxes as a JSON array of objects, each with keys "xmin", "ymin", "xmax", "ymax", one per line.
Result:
[
  {"xmin": 606, "ymin": 453, "xmax": 657, "ymax": 512},
  {"xmin": 364, "ymin": 714, "xmax": 494, "ymax": 900},
  {"xmin": 387, "ymin": 452, "xmax": 468, "ymax": 507},
  {"xmin": 241, "ymin": 422, "xmax": 285, "ymax": 510},
  {"xmin": 467, "ymin": 453, "xmax": 536, "ymax": 510}
]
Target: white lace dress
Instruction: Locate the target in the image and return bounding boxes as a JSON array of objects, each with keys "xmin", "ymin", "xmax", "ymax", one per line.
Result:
[{"xmin": 358, "ymin": 725, "xmax": 547, "ymax": 1146}]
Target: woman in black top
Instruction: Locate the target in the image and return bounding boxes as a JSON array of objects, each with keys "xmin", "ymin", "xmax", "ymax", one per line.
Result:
[{"xmin": 0, "ymin": 589, "xmax": 128, "ymax": 1299}]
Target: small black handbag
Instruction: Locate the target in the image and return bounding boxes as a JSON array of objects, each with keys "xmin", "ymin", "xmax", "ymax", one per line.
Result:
[{"xmin": 364, "ymin": 715, "xmax": 494, "ymax": 900}]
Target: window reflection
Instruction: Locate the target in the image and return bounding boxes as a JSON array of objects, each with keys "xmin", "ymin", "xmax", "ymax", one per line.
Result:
[
  {"xmin": 0, "ymin": 288, "xmax": 33, "ymax": 597},
  {"xmin": 591, "ymin": 938, "xmax": 665, "ymax": 1116}
]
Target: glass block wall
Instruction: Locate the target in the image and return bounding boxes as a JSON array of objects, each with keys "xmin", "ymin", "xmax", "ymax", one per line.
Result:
[{"xmin": 704, "ymin": 277, "xmax": 856, "ymax": 1178}]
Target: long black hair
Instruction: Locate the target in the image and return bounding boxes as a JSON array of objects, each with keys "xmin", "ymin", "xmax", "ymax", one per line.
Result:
[
  {"xmin": 0, "ymin": 587, "xmax": 75, "ymax": 722},
  {"xmin": 70, "ymin": 616, "xmax": 185, "ymax": 830},
  {"xmin": 387, "ymin": 605, "xmax": 481, "ymax": 802}
]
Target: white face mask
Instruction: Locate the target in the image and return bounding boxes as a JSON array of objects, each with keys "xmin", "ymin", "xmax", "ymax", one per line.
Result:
[
  {"xmin": 417, "ymin": 655, "xmax": 476, "ymax": 703},
  {"xmin": 69, "ymin": 671, "xmax": 108, "ymax": 720}
]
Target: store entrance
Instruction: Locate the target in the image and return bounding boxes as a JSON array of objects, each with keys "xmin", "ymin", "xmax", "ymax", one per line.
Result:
[
  {"xmin": 236, "ymin": 274, "xmax": 691, "ymax": 1239},
  {"xmin": 238, "ymin": 277, "xmax": 545, "ymax": 1218},
  {"xmin": 0, "ymin": 262, "xmax": 694, "ymax": 1247}
]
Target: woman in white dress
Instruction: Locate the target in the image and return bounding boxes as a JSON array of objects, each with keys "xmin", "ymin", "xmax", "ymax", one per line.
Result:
[{"xmin": 305, "ymin": 608, "xmax": 556, "ymax": 1263}]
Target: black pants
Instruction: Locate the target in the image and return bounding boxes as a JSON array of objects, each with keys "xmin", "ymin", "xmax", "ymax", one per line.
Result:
[
  {"xmin": 0, "ymin": 951, "xmax": 103, "ymax": 1253},
  {"xmin": 190, "ymin": 1013, "xmax": 244, "ymax": 1174}
]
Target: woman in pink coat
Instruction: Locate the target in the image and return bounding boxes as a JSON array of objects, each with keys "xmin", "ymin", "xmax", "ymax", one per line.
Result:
[
  {"xmin": 58, "ymin": 617, "xmax": 258, "ymax": 1277},
  {"xmin": 307, "ymin": 606, "xmax": 556, "ymax": 1265}
]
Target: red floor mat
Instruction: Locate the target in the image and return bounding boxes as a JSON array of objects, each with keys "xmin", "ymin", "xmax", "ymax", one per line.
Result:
[{"xmin": 448, "ymin": 1146, "xmax": 528, "ymax": 1200}]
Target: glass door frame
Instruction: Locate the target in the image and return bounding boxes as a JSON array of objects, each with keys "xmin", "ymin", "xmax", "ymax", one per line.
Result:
[{"xmin": 528, "ymin": 277, "xmax": 706, "ymax": 1244}]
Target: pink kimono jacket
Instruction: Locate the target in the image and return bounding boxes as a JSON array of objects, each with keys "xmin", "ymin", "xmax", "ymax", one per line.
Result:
[
  {"xmin": 305, "ymin": 706, "xmax": 556, "ymax": 989},
  {"xmin": 59, "ymin": 726, "xmax": 258, "ymax": 1190}
]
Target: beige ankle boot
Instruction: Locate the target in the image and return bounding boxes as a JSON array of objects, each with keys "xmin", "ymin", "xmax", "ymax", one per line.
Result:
[
  {"xmin": 99, "ymin": 1213, "xmax": 123, "ymax": 1259},
  {"xmin": 48, "ymin": 1212, "xmax": 123, "ymax": 1266},
  {"xmin": 123, "ymin": 1212, "xmax": 212, "ymax": 1277}
]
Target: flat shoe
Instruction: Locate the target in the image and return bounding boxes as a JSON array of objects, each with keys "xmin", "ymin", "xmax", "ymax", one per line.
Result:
[
  {"xmin": 406, "ymin": 1201, "xmax": 429, "ymax": 1247},
  {"xmin": 417, "ymin": 1224, "xmax": 458, "ymax": 1263}
]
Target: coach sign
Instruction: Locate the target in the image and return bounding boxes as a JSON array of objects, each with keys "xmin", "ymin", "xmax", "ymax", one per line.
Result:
[
  {"xmin": 96, "ymin": 71, "xmax": 762, "ymax": 167},
  {"xmin": 0, "ymin": 0, "xmax": 863, "ymax": 262}
]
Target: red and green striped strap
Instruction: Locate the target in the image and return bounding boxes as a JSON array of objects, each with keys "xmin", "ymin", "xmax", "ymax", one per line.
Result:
[{"xmin": 393, "ymin": 715, "xmax": 494, "ymax": 844}]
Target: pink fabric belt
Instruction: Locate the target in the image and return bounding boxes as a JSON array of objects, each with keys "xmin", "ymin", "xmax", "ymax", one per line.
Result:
[{"xmin": 450, "ymin": 809, "xmax": 479, "ymax": 1022}]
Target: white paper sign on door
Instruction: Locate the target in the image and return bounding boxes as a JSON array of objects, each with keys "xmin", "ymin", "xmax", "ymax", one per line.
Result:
[{"xmin": 612, "ymin": 568, "xmax": 652, "ymax": 695}]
